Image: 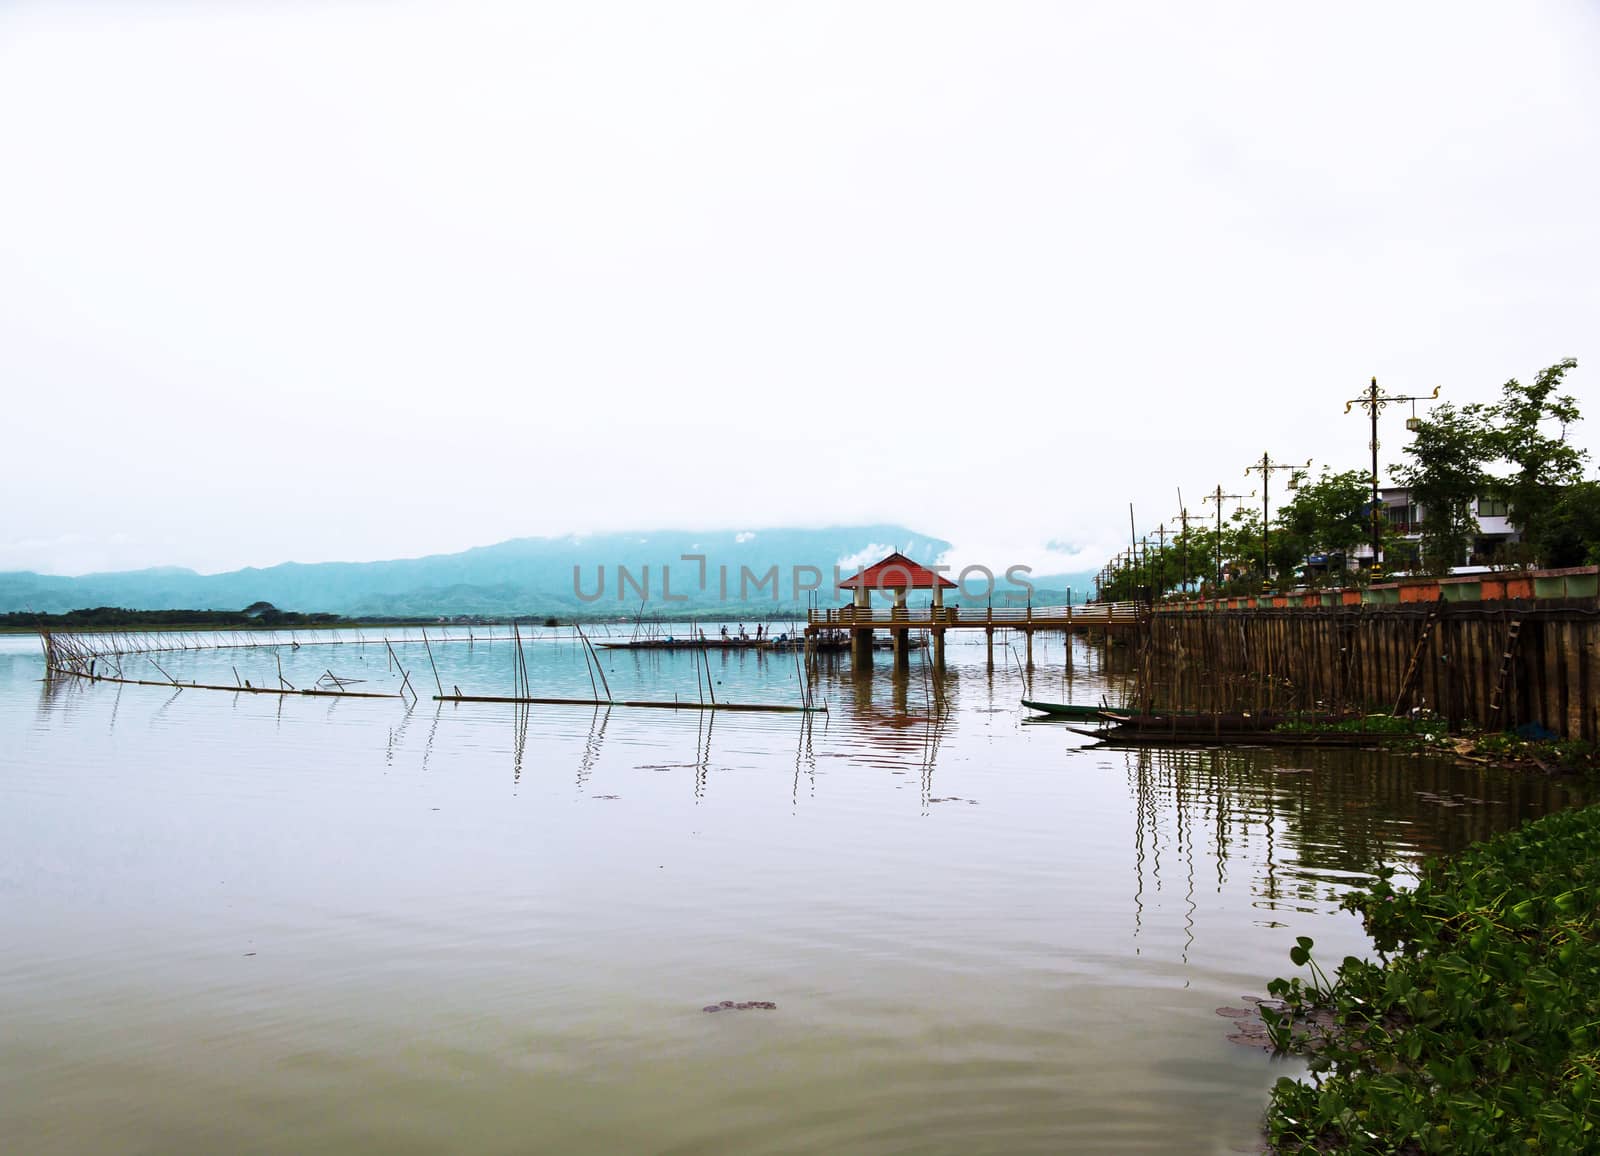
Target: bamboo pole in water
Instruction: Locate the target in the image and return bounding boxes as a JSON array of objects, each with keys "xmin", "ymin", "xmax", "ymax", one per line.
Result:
[
  {"xmin": 422, "ymin": 628, "xmax": 444, "ymax": 698},
  {"xmin": 576, "ymin": 626, "xmax": 613, "ymax": 703}
]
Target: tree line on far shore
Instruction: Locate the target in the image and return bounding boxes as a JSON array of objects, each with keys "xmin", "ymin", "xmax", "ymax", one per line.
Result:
[
  {"xmin": 2, "ymin": 603, "xmax": 344, "ymax": 630},
  {"xmin": 1101, "ymin": 358, "xmax": 1598, "ymax": 600}
]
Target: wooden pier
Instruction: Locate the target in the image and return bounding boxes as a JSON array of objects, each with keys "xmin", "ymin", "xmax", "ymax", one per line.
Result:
[
  {"xmin": 802, "ymin": 549, "xmax": 1142, "ymax": 671},
  {"xmin": 804, "ymin": 601, "xmax": 1143, "ymax": 669}
]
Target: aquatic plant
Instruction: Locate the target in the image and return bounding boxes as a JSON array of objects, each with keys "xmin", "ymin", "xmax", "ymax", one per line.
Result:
[
  {"xmin": 1467, "ymin": 734, "xmax": 1600, "ymax": 778},
  {"xmin": 1261, "ymin": 805, "xmax": 1600, "ymax": 1153},
  {"xmin": 1271, "ymin": 713, "xmax": 1430, "ymax": 736},
  {"xmin": 1270, "ymin": 714, "xmax": 1455, "ymax": 754}
]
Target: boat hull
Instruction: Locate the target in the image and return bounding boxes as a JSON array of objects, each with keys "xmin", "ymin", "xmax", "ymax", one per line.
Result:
[{"xmin": 1020, "ymin": 699, "xmax": 1108, "ymax": 720}]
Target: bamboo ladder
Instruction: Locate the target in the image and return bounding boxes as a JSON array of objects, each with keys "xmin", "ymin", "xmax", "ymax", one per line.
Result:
[
  {"xmin": 1486, "ymin": 617, "xmax": 1524, "ymax": 728},
  {"xmin": 1391, "ymin": 604, "xmax": 1444, "ymax": 716}
]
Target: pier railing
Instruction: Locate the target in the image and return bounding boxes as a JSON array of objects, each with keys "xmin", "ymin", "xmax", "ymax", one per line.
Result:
[{"xmin": 805, "ymin": 602, "xmax": 1141, "ymax": 628}]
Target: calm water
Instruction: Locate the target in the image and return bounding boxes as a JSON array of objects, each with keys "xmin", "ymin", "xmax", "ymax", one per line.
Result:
[{"xmin": 1, "ymin": 628, "xmax": 1586, "ymax": 1154}]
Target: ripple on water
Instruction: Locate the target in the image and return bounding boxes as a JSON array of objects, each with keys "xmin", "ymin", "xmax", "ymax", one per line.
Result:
[{"xmin": 0, "ymin": 630, "xmax": 1587, "ymax": 1154}]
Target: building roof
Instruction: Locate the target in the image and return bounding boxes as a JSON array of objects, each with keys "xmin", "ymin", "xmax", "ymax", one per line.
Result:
[{"xmin": 838, "ymin": 551, "xmax": 957, "ymax": 590}]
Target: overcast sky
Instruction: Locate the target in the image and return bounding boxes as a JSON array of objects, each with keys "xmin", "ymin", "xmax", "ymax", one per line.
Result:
[{"xmin": 2, "ymin": 1, "xmax": 1596, "ymax": 577}]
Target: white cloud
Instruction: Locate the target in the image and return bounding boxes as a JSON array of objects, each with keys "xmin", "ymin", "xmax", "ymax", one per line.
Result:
[
  {"xmin": 0, "ymin": 2, "xmax": 1594, "ymax": 574},
  {"xmin": 836, "ymin": 543, "xmax": 895, "ymax": 572},
  {"xmin": 0, "ymin": 532, "xmax": 140, "ymax": 577}
]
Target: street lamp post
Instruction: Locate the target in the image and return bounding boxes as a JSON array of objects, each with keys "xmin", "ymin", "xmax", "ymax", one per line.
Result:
[
  {"xmin": 1152, "ymin": 522, "xmax": 1170, "ymax": 598},
  {"xmin": 1173, "ymin": 490, "xmax": 1195, "ymax": 596},
  {"xmin": 1244, "ymin": 452, "xmax": 1311, "ymax": 585},
  {"xmin": 1344, "ymin": 377, "xmax": 1441, "ymax": 577},
  {"xmin": 1201, "ymin": 484, "xmax": 1253, "ymax": 591}
]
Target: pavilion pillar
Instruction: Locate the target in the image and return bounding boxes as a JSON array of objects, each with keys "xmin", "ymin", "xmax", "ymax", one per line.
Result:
[
  {"xmin": 1025, "ymin": 629, "xmax": 1034, "ymax": 670},
  {"xmin": 985, "ymin": 626, "xmax": 994, "ymax": 670},
  {"xmin": 851, "ymin": 585, "xmax": 873, "ymax": 667},
  {"xmin": 891, "ymin": 586, "xmax": 909, "ymax": 673},
  {"xmin": 932, "ymin": 585, "xmax": 949, "ymax": 675}
]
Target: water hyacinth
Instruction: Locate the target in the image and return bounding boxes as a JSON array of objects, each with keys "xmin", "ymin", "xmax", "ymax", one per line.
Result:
[{"xmin": 1259, "ymin": 806, "xmax": 1600, "ymax": 1154}]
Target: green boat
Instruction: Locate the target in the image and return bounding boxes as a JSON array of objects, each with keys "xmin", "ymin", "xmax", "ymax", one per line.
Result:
[{"xmin": 1021, "ymin": 699, "xmax": 1111, "ymax": 720}]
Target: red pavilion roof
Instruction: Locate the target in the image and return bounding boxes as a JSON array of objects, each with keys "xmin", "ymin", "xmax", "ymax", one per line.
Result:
[{"xmin": 838, "ymin": 551, "xmax": 956, "ymax": 590}]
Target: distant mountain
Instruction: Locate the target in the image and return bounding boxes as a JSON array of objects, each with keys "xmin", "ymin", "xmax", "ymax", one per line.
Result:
[{"xmin": 0, "ymin": 526, "xmax": 1101, "ymax": 618}]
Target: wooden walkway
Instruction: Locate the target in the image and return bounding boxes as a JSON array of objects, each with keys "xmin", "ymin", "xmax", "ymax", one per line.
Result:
[{"xmin": 804, "ymin": 602, "xmax": 1142, "ymax": 634}]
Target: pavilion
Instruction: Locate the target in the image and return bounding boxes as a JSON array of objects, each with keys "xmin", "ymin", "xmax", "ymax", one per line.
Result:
[{"xmin": 836, "ymin": 551, "xmax": 956, "ymax": 670}]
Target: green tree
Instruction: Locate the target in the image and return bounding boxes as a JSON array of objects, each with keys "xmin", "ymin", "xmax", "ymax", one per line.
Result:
[
  {"xmin": 1482, "ymin": 358, "xmax": 1586, "ymax": 563},
  {"xmin": 1273, "ymin": 468, "xmax": 1373, "ymax": 584},
  {"xmin": 1535, "ymin": 480, "xmax": 1600, "ymax": 567},
  {"xmin": 1396, "ymin": 401, "xmax": 1493, "ymax": 575},
  {"xmin": 1179, "ymin": 509, "xmax": 1265, "ymax": 595},
  {"xmin": 1101, "ymin": 544, "xmax": 1173, "ymax": 602}
]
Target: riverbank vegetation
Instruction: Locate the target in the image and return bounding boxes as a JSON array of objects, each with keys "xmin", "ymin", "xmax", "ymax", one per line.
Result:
[
  {"xmin": 1462, "ymin": 734, "xmax": 1600, "ymax": 778},
  {"xmin": 1260, "ymin": 804, "xmax": 1600, "ymax": 1153},
  {"xmin": 1100, "ymin": 358, "xmax": 1596, "ymax": 601},
  {"xmin": 1265, "ymin": 714, "xmax": 1600, "ymax": 779}
]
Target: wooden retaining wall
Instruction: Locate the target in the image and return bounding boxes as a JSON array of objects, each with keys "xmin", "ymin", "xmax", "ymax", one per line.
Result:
[{"xmin": 1134, "ymin": 602, "xmax": 1600, "ymax": 741}]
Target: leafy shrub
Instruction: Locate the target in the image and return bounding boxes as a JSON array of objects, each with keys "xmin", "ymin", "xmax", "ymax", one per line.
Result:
[{"xmin": 1262, "ymin": 806, "xmax": 1600, "ymax": 1153}]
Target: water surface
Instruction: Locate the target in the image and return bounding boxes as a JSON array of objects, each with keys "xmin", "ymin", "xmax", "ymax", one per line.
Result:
[{"xmin": 1, "ymin": 630, "xmax": 1584, "ymax": 1154}]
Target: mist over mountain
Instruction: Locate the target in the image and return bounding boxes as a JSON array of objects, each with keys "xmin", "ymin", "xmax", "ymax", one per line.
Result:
[{"xmin": 0, "ymin": 526, "xmax": 1098, "ymax": 617}]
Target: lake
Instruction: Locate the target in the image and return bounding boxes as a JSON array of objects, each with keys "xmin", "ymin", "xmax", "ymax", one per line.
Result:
[{"xmin": 1, "ymin": 627, "xmax": 1585, "ymax": 1154}]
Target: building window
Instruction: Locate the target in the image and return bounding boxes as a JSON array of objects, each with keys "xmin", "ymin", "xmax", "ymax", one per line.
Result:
[
  {"xmin": 1477, "ymin": 497, "xmax": 1509, "ymax": 518},
  {"xmin": 1385, "ymin": 503, "xmax": 1420, "ymax": 532}
]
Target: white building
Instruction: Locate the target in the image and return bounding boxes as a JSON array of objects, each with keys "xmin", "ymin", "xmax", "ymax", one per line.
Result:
[{"xmin": 1347, "ymin": 485, "xmax": 1520, "ymax": 570}]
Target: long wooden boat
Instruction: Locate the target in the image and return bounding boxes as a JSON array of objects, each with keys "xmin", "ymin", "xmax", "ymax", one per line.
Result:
[
  {"xmin": 1020, "ymin": 698, "xmax": 1112, "ymax": 720},
  {"xmin": 1066, "ymin": 710, "xmax": 1393, "ymax": 747},
  {"xmin": 1064, "ymin": 725, "xmax": 1400, "ymax": 748},
  {"xmin": 1096, "ymin": 710, "xmax": 1360, "ymax": 732}
]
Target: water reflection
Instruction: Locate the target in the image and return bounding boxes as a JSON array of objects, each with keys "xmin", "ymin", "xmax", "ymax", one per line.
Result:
[
  {"xmin": 694, "ymin": 708, "xmax": 710, "ymax": 801},
  {"xmin": 5, "ymin": 629, "xmax": 1597, "ymax": 1155},
  {"xmin": 384, "ymin": 700, "xmax": 417, "ymax": 766},
  {"xmin": 792, "ymin": 712, "xmax": 817, "ymax": 809},
  {"xmin": 830, "ymin": 660, "xmax": 957, "ymax": 781},
  {"xmin": 576, "ymin": 705, "xmax": 610, "ymax": 793},
  {"xmin": 1122, "ymin": 744, "xmax": 1588, "ymax": 928},
  {"xmin": 422, "ymin": 704, "xmax": 441, "ymax": 774}
]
